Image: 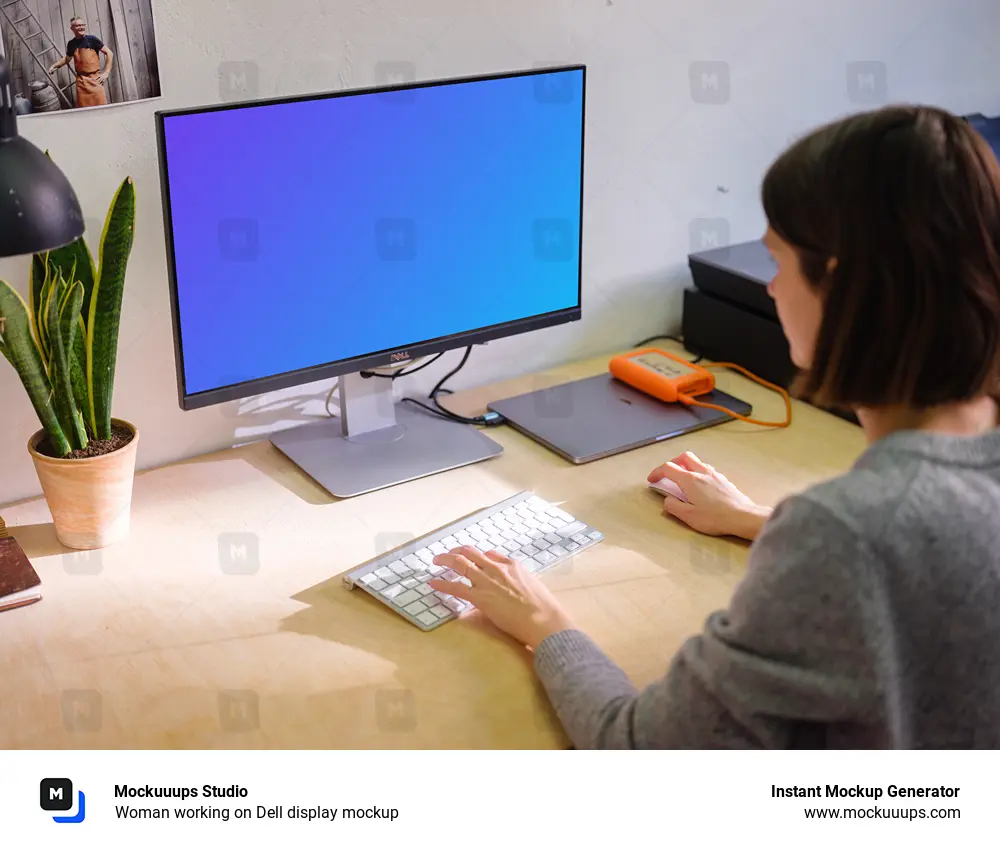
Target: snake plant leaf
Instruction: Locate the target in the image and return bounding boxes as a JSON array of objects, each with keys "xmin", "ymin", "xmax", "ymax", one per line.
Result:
[
  {"xmin": 70, "ymin": 314, "xmax": 89, "ymax": 433},
  {"xmin": 0, "ymin": 279, "xmax": 71, "ymax": 457},
  {"xmin": 29, "ymin": 254, "xmax": 46, "ymax": 346},
  {"xmin": 60, "ymin": 282, "xmax": 88, "ymax": 449},
  {"xmin": 36, "ymin": 234, "xmax": 97, "ymax": 327},
  {"xmin": 89, "ymin": 176, "xmax": 135, "ymax": 440},
  {"xmin": 45, "ymin": 275, "xmax": 87, "ymax": 450},
  {"xmin": 34, "ymin": 258, "xmax": 55, "ymax": 370}
]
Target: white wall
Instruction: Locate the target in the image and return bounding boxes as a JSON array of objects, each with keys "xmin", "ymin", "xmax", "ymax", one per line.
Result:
[{"xmin": 2, "ymin": 0, "xmax": 999, "ymax": 505}]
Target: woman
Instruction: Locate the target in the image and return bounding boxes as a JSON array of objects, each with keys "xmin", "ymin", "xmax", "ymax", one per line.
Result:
[{"xmin": 429, "ymin": 104, "xmax": 1000, "ymax": 748}]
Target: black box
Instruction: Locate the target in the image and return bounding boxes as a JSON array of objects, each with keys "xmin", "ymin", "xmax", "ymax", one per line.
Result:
[
  {"xmin": 682, "ymin": 239, "xmax": 858, "ymax": 426},
  {"xmin": 683, "ymin": 239, "xmax": 791, "ymax": 385},
  {"xmin": 962, "ymin": 112, "xmax": 1000, "ymax": 156},
  {"xmin": 682, "ymin": 288, "xmax": 796, "ymax": 388}
]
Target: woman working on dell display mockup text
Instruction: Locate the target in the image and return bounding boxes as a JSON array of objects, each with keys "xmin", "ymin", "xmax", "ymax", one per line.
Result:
[{"xmin": 429, "ymin": 105, "xmax": 1000, "ymax": 748}]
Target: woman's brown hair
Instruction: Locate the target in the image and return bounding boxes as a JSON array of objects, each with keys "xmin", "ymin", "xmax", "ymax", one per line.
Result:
[{"xmin": 761, "ymin": 105, "xmax": 1000, "ymax": 409}]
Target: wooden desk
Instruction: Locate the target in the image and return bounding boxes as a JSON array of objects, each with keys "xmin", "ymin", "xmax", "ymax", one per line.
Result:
[{"xmin": 0, "ymin": 342, "xmax": 866, "ymax": 749}]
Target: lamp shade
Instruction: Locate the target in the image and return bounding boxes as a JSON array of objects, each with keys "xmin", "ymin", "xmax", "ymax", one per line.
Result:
[{"xmin": 0, "ymin": 57, "xmax": 85, "ymax": 257}]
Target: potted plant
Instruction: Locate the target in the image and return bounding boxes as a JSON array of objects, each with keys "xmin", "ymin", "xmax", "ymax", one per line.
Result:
[{"xmin": 0, "ymin": 176, "xmax": 137, "ymax": 550}]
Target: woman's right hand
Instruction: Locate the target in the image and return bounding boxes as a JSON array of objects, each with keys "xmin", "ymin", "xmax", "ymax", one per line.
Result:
[{"xmin": 647, "ymin": 451, "xmax": 772, "ymax": 540}]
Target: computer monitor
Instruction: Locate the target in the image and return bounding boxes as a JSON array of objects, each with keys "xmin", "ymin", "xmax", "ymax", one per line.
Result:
[{"xmin": 155, "ymin": 65, "xmax": 586, "ymax": 497}]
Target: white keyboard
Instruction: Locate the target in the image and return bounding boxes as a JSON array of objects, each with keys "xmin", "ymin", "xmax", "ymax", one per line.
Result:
[{"xmin": 343, "ymin": 491, "xmax": 603, "ymax": 631}]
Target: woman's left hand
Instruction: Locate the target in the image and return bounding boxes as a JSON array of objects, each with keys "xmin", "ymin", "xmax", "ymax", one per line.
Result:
[{"xmin": 429, "ymin": 547, "xmax": 576, "ymax": 649}]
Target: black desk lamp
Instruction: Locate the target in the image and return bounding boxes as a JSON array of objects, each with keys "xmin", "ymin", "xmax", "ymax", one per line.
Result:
[{"xmin": 0, "ymin": 56, "xmax": 84, "ymax": 257}]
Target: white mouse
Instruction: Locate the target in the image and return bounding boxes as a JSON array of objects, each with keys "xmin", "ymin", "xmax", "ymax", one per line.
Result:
[{"xmin": 649, "ymin": 478, "xmax": 688, "ymax": 502}]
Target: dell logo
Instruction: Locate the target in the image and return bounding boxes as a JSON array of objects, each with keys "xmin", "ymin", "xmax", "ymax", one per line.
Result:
[{"xmin": 390, "ymin": 351, "xmax": 410, "ymax": 363}]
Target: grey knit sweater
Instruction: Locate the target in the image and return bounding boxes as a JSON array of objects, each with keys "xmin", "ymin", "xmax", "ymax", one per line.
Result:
[{"xmin": 533, "ymin": 427, "xmax": 1000, "ymax": 748}]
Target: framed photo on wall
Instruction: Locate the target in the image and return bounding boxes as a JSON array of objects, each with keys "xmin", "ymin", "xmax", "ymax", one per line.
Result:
[{"xmin": 0, "ymin": 0, "xmax": 161, "ymax": 116}]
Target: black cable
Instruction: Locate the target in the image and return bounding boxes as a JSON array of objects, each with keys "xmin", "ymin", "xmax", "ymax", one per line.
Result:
[
  {"xmin": 632, "ymin": 334, "xmax": 704, "ymax": 364},
  {"xmin": 360, "ymin": 351, "xmax": 447, "ymax": 380},
  {"xmin": 401, "ymin": 346, "xmax": 506, "ymax": 427}
]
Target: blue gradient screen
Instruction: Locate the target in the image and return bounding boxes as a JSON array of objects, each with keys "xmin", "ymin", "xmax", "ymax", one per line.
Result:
[{"xmin": 160, "ymin": 69, "xmax": 584, "ymax": 396}]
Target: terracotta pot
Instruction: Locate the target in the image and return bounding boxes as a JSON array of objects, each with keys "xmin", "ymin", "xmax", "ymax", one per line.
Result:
[{"xmin": 27, "ymin": 419, "xmax": 140, "ymax": 550}]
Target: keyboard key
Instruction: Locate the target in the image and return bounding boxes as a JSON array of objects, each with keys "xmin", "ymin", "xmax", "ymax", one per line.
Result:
[
  {"xmin": 359, "ymin": 573, "xmax": 380, "ymax": 586},
  {"xmin": 411, "ymin": 572, "xmax": 431, "ymax": 583},
  {"xmin": 427, "ymin": 565, "xmax": 445, "ymax": 575},
  {"xmin": 548, "ymin": 545, "xmax": 569, "ymax": 558},
  {"xmin": 381, "ymin": 583, "xmax": 405, "ymax": 599},
  {"xmin": 494, "ymin": 518, "xmax": 512, "ymax": 531},
  {"xmin": 534, "ymin": 550, "xmax": 556, "ymax": 565},
  {"xmin": 441, "ymin": 569, "xmax": 459, "ymax": 582},
  {"xmin": 522, "ymin": 544, "xmax": 540, "ymax": 557},
  {"xmin": 500, "ymin": 529, "xmax": 518, "ymax": 541},
  {"xmin": 455, "ymin": 533, "xmax": 475, "ymax": 547},
  {"xmin": 565, "ymin": 541, "xmax": 580, "ymax": 551},
  {"xmin": 429, "ymin": 605, "xmax": 451, "ymax": 619},
  {"xmin": 404, "ymin": 600, "xmax": 428, "ymax": 616},
  {"xmin": 488, "ymin": 535, "xmax": 505, "ymax": 548},
  {"xmin": 388, "ymin": 560, "xmax": 409, "ymax": 575},
  {"xmin": 441, "ymin": 536, "xmax": 459, "ymax": 549},
  {"xmin": 572, "ymin": 533, "xmax": 590, "ymax": 545},
  {"xmin": 534, "ymin": 538, "xmax": 551, "ymax": 550},
  {"xmin": 416, "ymin": 583, "xmax": 434, "ymax": 596},
  {"xmin": 417, "ymin": 611, "xmax": 439, "ymax": 627},
  {"xmin": 502, "ymin": 508, "xmax": 518, "ymax": 518},
  {"xmin": 537, "ymin": 522, "xmax": 556, "ymax": 535},
  {"xmin": 441, "ymin": 596, "xmax": 467, "ymax": 613},
  {"xmin": 515, "ymin": 534, "xmax": 533, "ymax": 547},
  {"xmin": 401, "ymin": 578, "xmax": 419, "ymax": 589},
  {"xmin": 394, "ymin": 589, "xmax": 421, "ymax": 607},
  {"xmin": 403, "ymin": 555, "xmax": 422, "ymax": 570},
  {"xmin": 429, "ymin": 542, "xmax": 447, "ymax": 555},
  {"xmin": 469, "ymin": 527, "xmax": 488, "ymax": 542},
  {"xmin": 558, "ymin": 521, "xmax": 589, "ymax": 538},
  {"xmin": 369, "ymin": 578, "xmax": 388, "ymax": 591},
  {"xmin": 479, "ymin": 520, "xmax": 498, "ymax": 534},
  {"xmin": 589, "ymin": 531, "xmax": 602, "ymax": 540},
  {"xmin": 523, "ymin": 518, "xmax": 541, "ymax": 530},
  {"xmin": 551, "ymin": 508, "xmax": 575, "ymax": 523},
  {"xmin": 417, "ymin": 549, "xmax": 435, "ymax": 564},
  {"xmin": 511, "ymin": 523, "xmax": 529, "ymax": 535}
]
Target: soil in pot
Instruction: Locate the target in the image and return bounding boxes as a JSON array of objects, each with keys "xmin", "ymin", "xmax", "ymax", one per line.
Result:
[{"xmin": 35, "ymin": 423, "xmax": 135, "ymax": 460}]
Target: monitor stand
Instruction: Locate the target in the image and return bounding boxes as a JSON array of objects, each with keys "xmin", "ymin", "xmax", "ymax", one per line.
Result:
[{"xmin": 269, "ymin": 372, "xmax": 503, "ymax": 498}]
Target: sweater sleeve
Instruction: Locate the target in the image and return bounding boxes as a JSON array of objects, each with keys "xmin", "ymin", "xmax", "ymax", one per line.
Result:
[{"xmin": 532, "ymin": 494, "xmax": 882, "ymax": 748}]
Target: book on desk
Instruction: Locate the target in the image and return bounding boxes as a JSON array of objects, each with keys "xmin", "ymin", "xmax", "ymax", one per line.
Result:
[{"xmin": 0, "ymin": 521, "xmax": 42, "ymax": 613}]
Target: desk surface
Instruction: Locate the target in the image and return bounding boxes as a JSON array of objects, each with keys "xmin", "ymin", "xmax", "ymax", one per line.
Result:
[{"xmin": 0, "ymin": 342, "xmax": 866, "ymax": 749}]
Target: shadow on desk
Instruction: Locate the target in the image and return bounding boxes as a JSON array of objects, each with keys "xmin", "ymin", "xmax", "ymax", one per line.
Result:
[{"xmin": 277, "ymin": 572, "xmax": 574, "ymax": 749}]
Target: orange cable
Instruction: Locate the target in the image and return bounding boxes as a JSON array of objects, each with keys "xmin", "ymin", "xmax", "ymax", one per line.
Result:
[{"xmin": 679, "ymin": 361, "xmax": 792, "ymax": 428}]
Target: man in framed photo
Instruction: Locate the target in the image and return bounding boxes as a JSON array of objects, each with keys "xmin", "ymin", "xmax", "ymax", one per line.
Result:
[{"xmin": 48, "ymin": 16, "xmax": 114, "ymax": 108}]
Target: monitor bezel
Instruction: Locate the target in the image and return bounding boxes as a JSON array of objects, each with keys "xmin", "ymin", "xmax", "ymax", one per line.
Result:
[{"xmin": 154, "ymin": 64, "xmax": 586, "ymax": 411}]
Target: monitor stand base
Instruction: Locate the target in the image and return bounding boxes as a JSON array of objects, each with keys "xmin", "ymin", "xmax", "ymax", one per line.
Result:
[{"xmin": 269, "ymin": 372, "xmax": 503, "ymax": 498}]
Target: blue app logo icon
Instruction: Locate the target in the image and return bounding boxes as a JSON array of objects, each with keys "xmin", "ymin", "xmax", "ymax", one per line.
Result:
[{"xmin": 40, "ymin": 778, "xmax": 86, "ymax": 823}]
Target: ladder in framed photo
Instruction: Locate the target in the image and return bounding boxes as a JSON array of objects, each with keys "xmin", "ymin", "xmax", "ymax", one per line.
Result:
[{"xmin": 0, "ymin": 0, "xmax": 76, "ymax": 109}]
